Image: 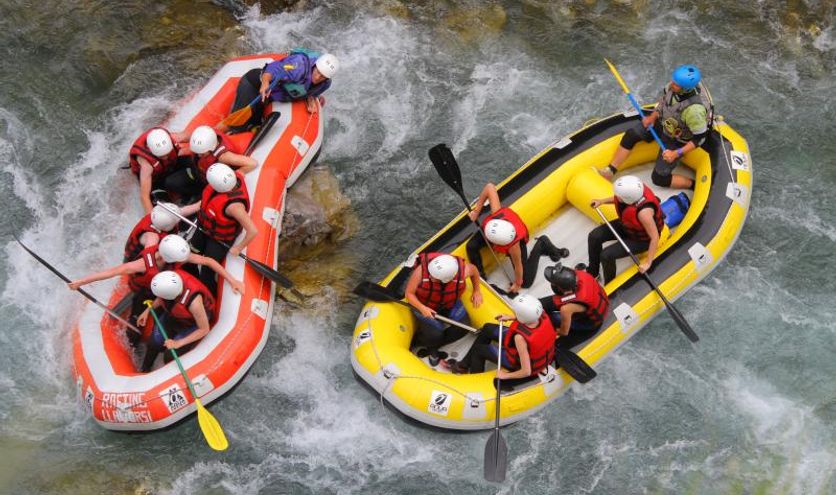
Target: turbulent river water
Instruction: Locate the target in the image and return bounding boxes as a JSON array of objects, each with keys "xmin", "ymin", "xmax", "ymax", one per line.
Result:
[{"xmin": 0, "ymin": 1, "xmax": 834, "ymax": 494}]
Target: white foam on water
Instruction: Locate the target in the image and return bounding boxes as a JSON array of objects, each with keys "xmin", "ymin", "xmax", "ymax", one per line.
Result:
[{"xmin": 723, "ymin": 367, "xmax": 835, "ymax": 494}]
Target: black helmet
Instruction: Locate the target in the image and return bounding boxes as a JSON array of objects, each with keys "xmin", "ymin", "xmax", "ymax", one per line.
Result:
[{"xmin": 544, "ymin": 263, "xmax": 576, "ymax": 293}]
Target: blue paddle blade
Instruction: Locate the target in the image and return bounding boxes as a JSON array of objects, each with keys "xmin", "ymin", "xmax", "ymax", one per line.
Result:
[{"xmin": 484, "ymin": 429, "xmax": 508, "ymax": 482}]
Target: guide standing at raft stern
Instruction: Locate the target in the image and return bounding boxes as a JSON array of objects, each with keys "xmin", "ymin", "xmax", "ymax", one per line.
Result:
[
  {"xmin": 599, "ymin": 64, "xmax": 712, "ymax": 190},
  {"xmin": 222, "ymin": 49, "xmax": 339, "ymax": 132}
]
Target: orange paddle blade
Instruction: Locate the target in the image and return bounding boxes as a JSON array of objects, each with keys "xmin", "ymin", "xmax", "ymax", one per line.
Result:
[{"xmin": 220, "ymin": 105, "xmax": 253, "ymax": 128}]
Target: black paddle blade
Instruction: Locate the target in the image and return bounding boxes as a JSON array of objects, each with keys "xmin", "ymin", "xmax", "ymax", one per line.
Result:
[
  {"xmin": 428, "ymin": 144, "xmax": 463, "ymax": 191},
  {"xmin": 352, "ymin": 281, "xmax": 404, "ymax": 303},
  {"xmin": 242, "ymin": 255, "xmax": 294, "ymax": 289},
  {"xmin": 554, "ymin": 347, "xmax": 597, "ymax": 384},
  {"xmin": 483, "ymin": 429, "xmax": 508, "ymax": 482},
  {"xmin": 664, "ymin": 299, "xmax": 699, "ymax": 343}
]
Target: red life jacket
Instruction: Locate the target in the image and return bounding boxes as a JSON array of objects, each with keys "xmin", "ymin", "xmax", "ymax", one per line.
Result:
[
  {"xmin": 164, "ymin": 270, "xmax": 216, "ymax": 325},
  {"xmin": 128, "ymin": 127, "xmax": 179, "ymax": 178},
  {"xmin": 195, "ymin": 132, "xmax": 239, "ymax": 178},
  {"xmin": 483, "ymin": 207, "xmax": 529, "ymax": 254},
  {"xmin": 196, "ymin": 175, "xmax": 250, "ymax": 242},
  {"xmin": 128, "ymin": 245, "xmax": 164, "ymax": 292},
  {"xmin": 414, "ymin": 252, "xmax": 467, "ymax": 312},
  {"xmin": 123, "ymin": 214, "xmax": 168, "ymax": 262},
  {"xmin": 550, "ymin": 270, "xmax": 610, "ymax": 328},
  {"xmin": 503, "ymin": 315, "xmax": 557, "ymax": 376},
  {"xmin": 615, "ymin": 185, "xmax": 664, "ymax": 242}
]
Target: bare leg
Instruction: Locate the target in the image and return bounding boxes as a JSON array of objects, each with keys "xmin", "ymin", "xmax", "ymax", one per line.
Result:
[{"xmin": 670, "ymin": 174, "xmax": 695, "ymax": 189}]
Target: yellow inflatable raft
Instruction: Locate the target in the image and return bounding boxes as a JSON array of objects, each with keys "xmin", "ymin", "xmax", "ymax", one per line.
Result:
[{"xmin": 352, "ymin": 108, "xmax": 751, "ymax": 430}]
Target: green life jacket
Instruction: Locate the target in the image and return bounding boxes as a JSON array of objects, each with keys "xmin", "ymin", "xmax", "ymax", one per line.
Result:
[{"xmin": 656, "ymin": 82, "xmax": 714, "ymax": 143}]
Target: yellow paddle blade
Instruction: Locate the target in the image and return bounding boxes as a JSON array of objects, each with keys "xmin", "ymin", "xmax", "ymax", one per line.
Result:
[
  {"xmin": 195, "ymin": 399, "xmax": 229, "ymax": 451},
  {"xmin": 220, "ymin": 105, "xmax": 253, "ymax": 128},
  {"xmin": 604, "ymin": 58, "xmax": 631, "ymax": 95}
]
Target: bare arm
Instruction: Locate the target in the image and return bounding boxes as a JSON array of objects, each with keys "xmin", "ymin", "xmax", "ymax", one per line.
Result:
[
  {"xmin": 465, "ymin": 262, "xmax": 483, "ymax": 308},
  {"xmin": 218, "ymin": 151, "xmax": 257, "ymax": 174},
  {"xmin": 637, "ymin": 208, "xmax": 660, "ymax": 273},
  {"xmin": 557, "ymin": 303, "xmax": 585, "ymax": 337},
  {"xmin": 226, "ymin": 203, "xmax": 259, "ymax": 256},
  {"xmin": 138, "ymin": 159, "xmax": 154, "ymax": 214},
  {"xmin": 590, "ymin": 197, "xmax": 615, "ymax": 209},
  {"xmin": 498, "ymin": 334, "xmax": 531, "ymax": 379},
  {"xmin": 187, "ymin": 253, "xmax": 244, "ymax": 294},
  {"xmin": 508, "ymin": 243, "xmax": 524, "ymax": 292},
  {"xmin": 405, "ymin": 267, "xmax": 435, "ymax": 318},
  {"xmin": 167, "ymin": 296, "xmax": 211, "ymax": 349},
  {"xmin": 181, "ymin": 201, "xmax": 201, "ymax": 217},
  {"xmin": 469, "ymin": 182, "xmax": 502, "ymax": 221},
  {"xmin": 68, "ymin": 259, "xmax": 144, "ymax": 290}
]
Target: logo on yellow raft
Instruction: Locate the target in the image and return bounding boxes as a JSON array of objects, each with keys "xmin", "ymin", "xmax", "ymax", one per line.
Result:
[{"xmin": 428, "ymin": 390, "xmax": 452, "ymax": 416}]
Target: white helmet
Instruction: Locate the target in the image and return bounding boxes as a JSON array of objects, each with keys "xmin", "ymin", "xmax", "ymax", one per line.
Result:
[
  {"xmin": 150, "ymin": 202, "xmax": 180, "ymax": 232},
  {"xmin": 158, "ymin": 235, "xmax": 191, "ymax": 263},
  {"xmin": 614, "ymin": 175, "xmax": 644, "ymax": 204},
  {"xmin": 427, "ymin": 255, "xmax": 459, "ymax": 283},
  {"xmin": 189, "ymin": 125, "xmax": 218, "ymax": 154},
  {"xmin": 510, "ymin": 294, "xmax": 543, "ymax": 326},
  {"xmin": 315, "ymin": 53, "xmax": 339, "ymax": 79},
  {"xmin": 484, "ymin": 219, "xmax": 516, "ymax": 246},
  {"xmin": 150, "ymin": 271, "xmax": 183, "ymax": 300},
  {"xmin": 206, "ymin": 163, "xmax": 237, "ymax": 193},
  {"xmin": 146, "ymin": 128, "xmax": 174, "ymax": 157}
]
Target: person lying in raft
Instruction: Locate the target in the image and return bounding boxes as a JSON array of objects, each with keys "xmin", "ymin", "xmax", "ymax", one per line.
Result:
[
  {"xmin": 220, "ymin": 50, "xmax": 339, "ymax": 132},
  {"xmin": 138, "ymin": 270, "xmax": 216, "ymax": 372},
  {"xmin": 466, "ymin": 182, "xmax": 567, "ymax": 294},
  {"xmin": 540, "ymin": 263, "xmax": 610, "ymax": 356},
  {"xmin": 127, "ymin": 127, "xmax": 190, "ymax": 214},
  {"xmin": 69, "ymin": 235, "xmax": 243, "ymax": 328},
  {"xmin": 587, "ymin": 175, "xmax": 664, "ymax": 284},
  {"xmin": 598, "ymin": 64, "xmax": 710, "ymax": 191},
  {"xmin": 445, "ymin": 295, "xmax": 556, "ymax": 379},
  {"xmin": 122, "ymin": 202, "xmax": 193, "ymax": 263},
  {"xmin": 163, "ymin": 126, "xmax": 257, "ymax": 199},
  {"xmin": 189, "ymin": 163, "xmax": 258, "ymax": 294},
  {"xmin": 404, "ymin": 253, "xmax": 483, "ymax": 366}
]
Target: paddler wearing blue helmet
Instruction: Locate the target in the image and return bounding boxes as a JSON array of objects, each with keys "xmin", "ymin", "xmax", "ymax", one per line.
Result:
[{"xmin": 599, "ymin": 64, "xmax": 713, "ymax": 190}]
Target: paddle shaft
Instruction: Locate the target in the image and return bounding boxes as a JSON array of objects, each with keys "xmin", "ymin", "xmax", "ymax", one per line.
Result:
[
  {"xmin": 593, "ymin": 207, "xmax": 698, "ymax": 342},
  {"xmin": 355, "ymin": 282, "xmax": 478, "ymax": 333},
  {"xmin": 604, "ymin": 59, "xmax": 667, "ymax": 150},
  {"xmin": 156, "ymin": 202, "xmax": 295, "ymax": 290},
  {"xmin": 144, "ymin": 303, "xmax": 199, "ymax": 401},
  {"xmin": 13, "ymin": 234, "xmax": 142, "ymax": 334}
]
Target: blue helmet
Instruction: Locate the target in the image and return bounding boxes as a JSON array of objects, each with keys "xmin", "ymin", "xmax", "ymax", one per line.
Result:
[{"xmin": 672, "ymin": 65, "xmax": 701, "ymax": 91}]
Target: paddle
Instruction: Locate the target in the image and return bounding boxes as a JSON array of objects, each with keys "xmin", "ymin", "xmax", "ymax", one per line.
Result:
[
  {"xmin": 353, "ymin": 281, "xmax": 477, "ymax": 333},
  {"xmin": 13, "ymin": 233, "xmax": 142, "ymax": 335},
  {"xmin": 428, "ymin": 144, "xmax": 516, "ymax": 287},
  {"xmin": 243, "ymin": 111, "xmax": 280, "ymax": 155},
  {"xmin": 356, "ymin": 280, "xmax": 596, "ymax": 382},
  {"xmin": 593, "ymin": 207, "xmax": 698, "ymax": 343},
  {"xmin": 219, "ymin": 76, "xmax": 280, "ymax": 129},
  {"xmin": 603, "ymin": 58, "xmax": 667, "ymax": 151},
  {"xmin": 484, "ymin": 320, "xmax": 508, "ymax": 482},
  {"xmin": 143, "ymin": 301, "xmax": 228, "ymax": 451},
  {"xmin": 155, "ymin": 203, "xmax": 300, "ymax": 295}
]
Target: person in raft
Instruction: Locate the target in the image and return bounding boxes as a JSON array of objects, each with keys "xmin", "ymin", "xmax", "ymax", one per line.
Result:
[
  {"xmin": 587, "ymin": 175, "xmax": 664, "ymax": 284},
  {"xmin": 540, "ymin": 263, "xmax": 610, "ymax": 355},
  {"xmin": 69, "ymin": 235, "xmax": 243, "ymax": 325},
  {"xmin": 138, "ymin": 270, "xmax": 216, "ymax": 372},
  {"xmin": 163, "ymin": 125, "xmax": 257, "ymax": 199},
  {"xmin": 465, "ymin": 182, "xmax": 568, "ymax": 294},
  {"xmin": 189, "ymin": 163, "xmax": 258, "ymax": 293},
  {"xmin": 598, "ymin": 64, "xmax": 712, "ymax": 190},
  {"xmin": 446, "ymin": 294, "xmax": 556, "ymax": 378},
  {"xmin": 404, "ymin": 253, "xmax": 483, "ymax": 366},
  {"xmin": 128, "ymin": 127, "xmax": 190, "ymax": 213},
  {"xmin": 222, "ymin": 49, "xmax": 339, "ymax": 131},
  {"xmin": 122, "ymin": 202, "xmax": 190, "ymax": 262}
]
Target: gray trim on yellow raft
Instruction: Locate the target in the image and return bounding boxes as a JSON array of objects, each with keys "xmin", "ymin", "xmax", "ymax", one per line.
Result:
[{"xmin": 352, "ymin": 108, "xmax": 751, "ymax": 430}]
